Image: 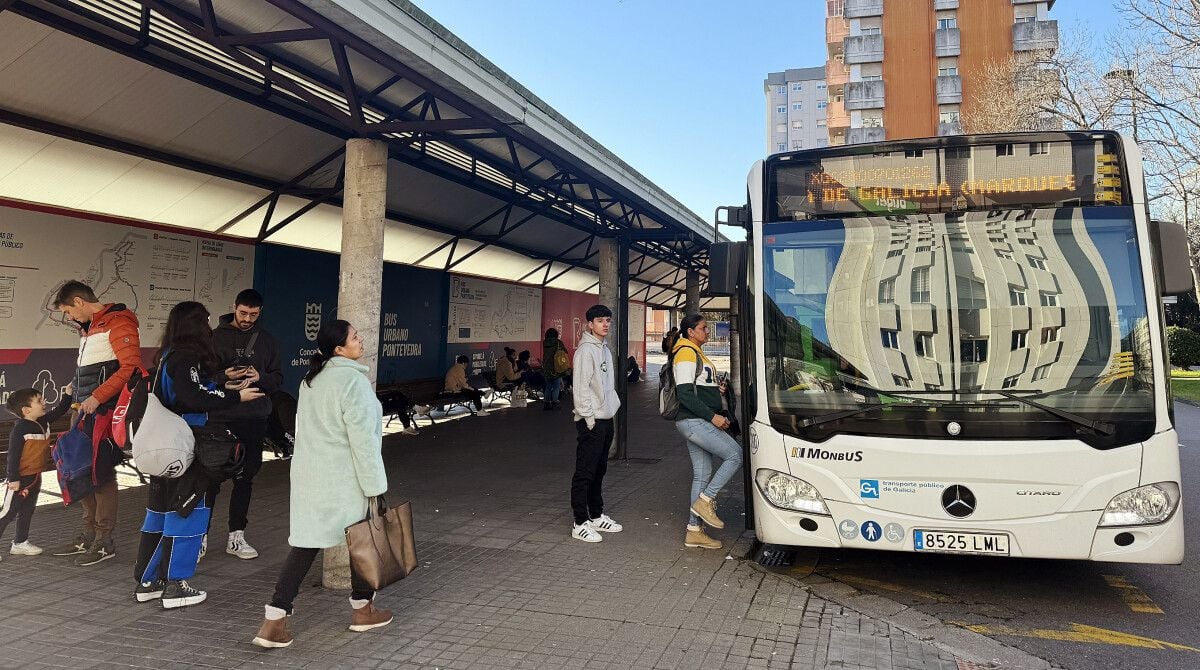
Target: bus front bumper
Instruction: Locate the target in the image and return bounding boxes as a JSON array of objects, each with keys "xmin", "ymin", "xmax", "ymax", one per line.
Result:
[{"xmin": 753, "ymin": 490, "xmax": 1185, "ymax": 563}]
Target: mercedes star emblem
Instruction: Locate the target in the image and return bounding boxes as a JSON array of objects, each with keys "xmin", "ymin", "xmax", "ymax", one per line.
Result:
[{"xmin": 941, "ymin": 485, "xmax": 976, "ymax": 518}]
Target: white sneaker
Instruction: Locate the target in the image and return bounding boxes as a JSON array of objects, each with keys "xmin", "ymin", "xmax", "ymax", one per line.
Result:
[
  {"xmin": 571, "ymin": 522, "xmax": 603, "ymax": 543},
  {"xmin": 10, "ymin": 541, "xmax": 43, "ymax": 556},
  {"xmin": 402, "ymin": 426, "xmax": 419, "ymax": 436},
  {"xmin": 198, "ymin": 534, "xmax": 207, "ymax": 559},
  {"xmin": 226, "ymin": 530, "xmax": 259, "ymax": 560},
  {"xmin": 590, "ymin": 514, "xmax": 623, "ymax": 533},
  {"xmin": 414, "ymin": 405, "xmax": 431, "ymax": 415},
  {"xmin": 475, "ymin": 408, "xmax": 489, "ymax": 416}
]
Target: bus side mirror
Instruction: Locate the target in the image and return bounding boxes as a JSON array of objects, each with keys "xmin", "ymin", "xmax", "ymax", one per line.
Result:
[
  {"xmin": 1151, "ymin": 220, "xmax": 1194, "ymax": 296},
  {"xmin": 708, "ymin": 242, "xmax": 746, "ymax": 296}
]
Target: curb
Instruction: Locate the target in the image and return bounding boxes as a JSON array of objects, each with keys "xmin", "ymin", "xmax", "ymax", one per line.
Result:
[{"xmin": 734, "ymin": 534, "xmax": 1059, "ymax": 670}]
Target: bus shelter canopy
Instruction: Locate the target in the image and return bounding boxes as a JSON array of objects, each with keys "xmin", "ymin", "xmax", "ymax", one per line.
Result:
[{"xmin": 0, "ymin": 0, "xmax": 728, "ymax": 309}]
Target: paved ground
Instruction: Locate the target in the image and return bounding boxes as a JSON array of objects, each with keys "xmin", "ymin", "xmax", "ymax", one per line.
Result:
[{"xmin": 0, "ymin": 373, "xmax": 1000, "ymax": 670}]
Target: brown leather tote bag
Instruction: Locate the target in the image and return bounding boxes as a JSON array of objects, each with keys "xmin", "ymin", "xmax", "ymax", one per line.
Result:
[{"xmin": 345, "ymin": 496, "xmax": 418, "ymax": 590}]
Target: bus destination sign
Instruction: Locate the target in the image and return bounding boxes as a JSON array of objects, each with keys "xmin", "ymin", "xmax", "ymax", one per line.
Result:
[{"xmin": 770, "ymin": 140, "xmax": 1125, "ymax": 220}]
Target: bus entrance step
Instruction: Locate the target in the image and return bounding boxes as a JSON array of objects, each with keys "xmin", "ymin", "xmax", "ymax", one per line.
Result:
[{"xmin": 757, "ymin": 545, "xmax": 795, "ymax": 567}]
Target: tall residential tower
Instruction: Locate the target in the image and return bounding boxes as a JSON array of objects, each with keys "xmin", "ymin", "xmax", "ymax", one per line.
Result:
[
  {"xmin": 825, "ymin": 0, "xmax": 1058, "ymax": 145},
  {"xmin": 764, "ymin": 67, "xmax": 830, "ymax": 155}
]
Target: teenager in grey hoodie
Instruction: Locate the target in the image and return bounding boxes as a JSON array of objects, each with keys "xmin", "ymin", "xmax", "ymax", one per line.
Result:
[{"xmin": 569, "ymin": 304, "xmax": 623, "ymax": 542}]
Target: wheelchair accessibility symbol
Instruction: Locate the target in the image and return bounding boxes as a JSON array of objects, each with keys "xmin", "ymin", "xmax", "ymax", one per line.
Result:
[{"xmin": 859, "ymin": 479, "xmax": 879, "ymax": 499}]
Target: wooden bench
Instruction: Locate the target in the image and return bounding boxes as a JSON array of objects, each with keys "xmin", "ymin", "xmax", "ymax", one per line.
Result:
[{"xmin": 377, "ymin": 378, "xmax": 481, "ymax": 428}]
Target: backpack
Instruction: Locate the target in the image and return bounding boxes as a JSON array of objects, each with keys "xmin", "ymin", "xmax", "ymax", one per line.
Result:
[
  {"xmin": 131, "ymin": 359, "xmax": 195, "ymax": 478},
  {"xmin": 51, "ymin": 419, "xmax": 94, "ymax": 504},
  {"xmin": 659, "ymin": 344, "xmax": 701, "ymax": 420},
  {"xmin": 552, "ymin": 345, "xmax": 570, "ymax": 375}
]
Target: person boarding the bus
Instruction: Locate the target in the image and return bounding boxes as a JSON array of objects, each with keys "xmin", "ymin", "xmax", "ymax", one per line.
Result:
[{"xmin": 671, "ymin": 313, "xmax": 742, "ymax": 550}]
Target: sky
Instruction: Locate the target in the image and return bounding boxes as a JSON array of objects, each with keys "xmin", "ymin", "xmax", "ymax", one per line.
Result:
[{"xmin": 411, "ymin": 0, "xmax": 1127, "ymax": 228}]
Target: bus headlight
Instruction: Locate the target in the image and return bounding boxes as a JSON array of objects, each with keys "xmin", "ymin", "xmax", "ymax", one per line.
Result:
[
  {"xmin": 755, "ymin": 469, "xmax": 830, "ymax": 515},
  {"xmin": 1099, "ymin": 482, "xmax": 1180, "ymax": 527}
]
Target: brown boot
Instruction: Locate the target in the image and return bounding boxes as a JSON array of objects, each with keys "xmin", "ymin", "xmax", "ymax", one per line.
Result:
[
  {"xmin": 684, "ymin": 528, "xmax": 722, "ymax": 550},
  {"xmin": 349, "ymin": 602, "xmax": 393, "ymax": 632},
  {"xmin": 251, "ymin": 617, "xmax": 294, "ymax": 648},
  {"xmin": 690, "ymin": 496, "xmax": 725, "ymax": 529}
]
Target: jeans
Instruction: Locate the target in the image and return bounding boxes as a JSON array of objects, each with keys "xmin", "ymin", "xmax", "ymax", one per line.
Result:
[
  {"xmin": 675, "ymin": 418, "xmax": 743, "ymax": 526},
  {"xmin": 207, "ymin": 419, "xmax": 267, "ymax": 532},
  {"xmin": 270, "ymin": 546, "xmax": 374, "ymax": 613},
  {"xmin": 571, "ymin": 419, "xmax": 613, "ymax": 525},
  {"xmin": 544, "ymin": 377, "xmax": 563, "ymax": 403}
]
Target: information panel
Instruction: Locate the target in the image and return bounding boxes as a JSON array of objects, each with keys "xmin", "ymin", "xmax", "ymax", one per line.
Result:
[{"xmin": 447, "ymin": 275, "xmax": 542, "ymax": 344}]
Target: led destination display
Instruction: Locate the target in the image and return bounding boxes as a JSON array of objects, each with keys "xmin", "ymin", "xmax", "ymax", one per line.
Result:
[{"xmin": 770, "ymin": 136, "xmax": 1126, "ymax": 220}]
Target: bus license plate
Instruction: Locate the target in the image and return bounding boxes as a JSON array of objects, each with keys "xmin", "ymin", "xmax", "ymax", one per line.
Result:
[{"xmin": 913, "ymin": 530, "xmax": 1010, "ymax": 555}]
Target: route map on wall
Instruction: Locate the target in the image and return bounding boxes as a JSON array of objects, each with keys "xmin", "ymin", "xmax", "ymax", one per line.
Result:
[
  {"xmin": 0, "ymin": 205, "xmax": 254, "ymax": 348},
  {"xmin": 447, "ymin": 274, "xmax": 542, "ymax": 344}
]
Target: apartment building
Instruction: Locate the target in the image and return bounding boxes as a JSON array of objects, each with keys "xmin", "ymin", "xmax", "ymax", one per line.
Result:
[
  {"xmin": 764, "ymin": 67, "xmax": 831, "ymax": 155},
  {"xmin": 826, "ymin": 0, "xmax": 1058, "ymax": 145}
]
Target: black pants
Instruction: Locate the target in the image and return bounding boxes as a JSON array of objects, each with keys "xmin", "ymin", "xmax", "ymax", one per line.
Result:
[
  {"xmin": 571, "ymin": 419, "xmax": 613, "ymax": 525},
  {"xmin": 0, "ymin": 475, "xmax": 40, "ymax": 544},
  {"xmin": 270, "ymin": 546, "xmax": 374, "ymax": 614},
  {"xmin": 207, "ymin": 418, "xmax": 267, "ymax": 533},
  {"xmin": 461, "ymin": 388, "xmax": 484, "ymax": 411}
]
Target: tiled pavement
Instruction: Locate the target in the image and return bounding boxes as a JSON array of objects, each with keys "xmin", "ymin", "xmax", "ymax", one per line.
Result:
[{"xmin": 0, "ymin": 373, "xmax": 967, "ymax": 669}]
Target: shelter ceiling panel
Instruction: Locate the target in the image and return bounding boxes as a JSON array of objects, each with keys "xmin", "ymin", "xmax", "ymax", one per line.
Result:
[
  {"xmin": 253, "ymin": 200, "xmax": 345, "ymax": 251},
  {"xmin": 154, "ymin": 179, "xmax": 272, "ymax": 232},
  {"xmin": 0, "ymin": 136, "xmax": 141, "ymax": 209},
  {"xmin": 545, "ymin": 267, "xmax": 599, "ymax": 293},
  {"xmin": 0, "ymin": 123, "xmax": 54, "ymax": 183},
  {"xmin": 444, "ymin": 244, "xmax": 546, "ymax": 283},
  {"xmin": 160, "ymin": 98, "xmax": 340, "ymax": 180},
  {"xmin": 382, "ymin": 219, "xmax": 454, "ymax": 266},
  {"xmin": 78, "ymin": 159, "xmax": 223, "ymax": 222},
  {"xmin": 0, "ymin": 13, "xmax": 54, "ymax": 71},
  {"xmin": 0, "ymin": 21, "xmax": 153, "ymax": 127},
  {"xmin": 384, "ymin": 160, "xmax": 506, "ymax": 228},
  {"xmin": 486, "ymin": 223, "xmax": 594, "ymax": 261},
  {"xmin": 77, "ymin": 68, "xmax": 229, "ymax": 151},
  {"xmin": 182, "ymin": 0, "xmax": 309, "ymax": 34}
]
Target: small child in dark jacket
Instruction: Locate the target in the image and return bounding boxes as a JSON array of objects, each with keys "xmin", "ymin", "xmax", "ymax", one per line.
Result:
[{"xmin": 2, "ymin": 384, "xmax": 73, "ymax": 557}]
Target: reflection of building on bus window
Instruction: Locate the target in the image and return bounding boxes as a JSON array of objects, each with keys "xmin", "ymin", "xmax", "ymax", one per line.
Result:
[{"xmin": 825, "ymin": 209, "xmax": 1122, "ymax": 395}]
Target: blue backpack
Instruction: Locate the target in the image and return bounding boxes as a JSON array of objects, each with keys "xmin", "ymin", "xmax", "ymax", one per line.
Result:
[{"xmin": 52, "ymin": 420, "xmax": 95, "ymax": 504}]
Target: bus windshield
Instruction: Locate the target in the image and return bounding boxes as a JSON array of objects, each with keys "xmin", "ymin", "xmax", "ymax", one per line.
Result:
[{"xmin": 761, "ymin": 205, "xmax": 1155, "ymax": 449}]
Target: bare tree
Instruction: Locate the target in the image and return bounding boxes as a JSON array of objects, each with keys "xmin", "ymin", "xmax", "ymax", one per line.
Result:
[{"xmin": 961, "ymin": 26, "xmax": 1120, "ymax": 134}]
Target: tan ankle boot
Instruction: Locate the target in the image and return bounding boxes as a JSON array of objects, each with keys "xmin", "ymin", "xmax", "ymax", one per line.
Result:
[
  {"xmin": 690, "ymin": 496, "xmax": 724, "ymax": 529},
  {"xmin": 251, "ymin": 617, "xmax": 294, "ymax": 648},
  {"xmin": 684, "ymin": 528, "xmax": 722, "ymax": 549},
  {"xmin": 349, "ymin": 602, "xmax": 393, "ymax": 632}
]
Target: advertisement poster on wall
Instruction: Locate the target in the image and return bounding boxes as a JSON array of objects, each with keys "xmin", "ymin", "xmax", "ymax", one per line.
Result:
[{"xmin": 0, "ymin": 202, "xmax": 253, "ymax": 415}]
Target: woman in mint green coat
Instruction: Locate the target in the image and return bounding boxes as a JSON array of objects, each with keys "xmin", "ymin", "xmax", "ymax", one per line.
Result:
[{"xmin": 252, "ymin": 320, "xmax": 392, "ymax": 649}]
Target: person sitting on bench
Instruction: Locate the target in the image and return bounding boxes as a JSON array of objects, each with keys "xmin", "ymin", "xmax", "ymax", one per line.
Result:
[
  {"xmin": 517, "ymin": 350, "xmax": 545, "ymax": 390},
  {"xmin": 446, "ymin": 355, "xmax": 488, "ymax": 416},
  {"xmin": 495, "ymin": 347, "xmax": 523, "ymax": 391}
]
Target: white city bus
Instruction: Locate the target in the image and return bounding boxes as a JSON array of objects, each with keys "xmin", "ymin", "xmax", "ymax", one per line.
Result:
[{"xmin": 710, "ymin": 131, "xmax": 1191, "ymax": 563}]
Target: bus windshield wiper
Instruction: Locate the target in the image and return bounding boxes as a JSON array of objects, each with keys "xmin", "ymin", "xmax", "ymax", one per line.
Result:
[
  {"xmin": 981, "ymin": 391, "xmax": 1116, "ymax": 436},
  {"xmin": 799, "ymin": 403, "xmax": 887, "ymax": 429}
]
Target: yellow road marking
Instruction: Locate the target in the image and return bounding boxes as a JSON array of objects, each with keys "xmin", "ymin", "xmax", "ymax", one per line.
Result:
[
  {"xmin": 1102, "ymin": 574, "xmax": 1164, "ymax": 614},
  {"xmin": 954, "ymin": 622, "xmax": 1198, "ymax": 652}
]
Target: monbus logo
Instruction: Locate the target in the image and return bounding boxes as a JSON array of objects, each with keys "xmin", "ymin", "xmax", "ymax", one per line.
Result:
[{"xmin": 304, "ymin": 303, "xmax": 322, "ymax": 342}]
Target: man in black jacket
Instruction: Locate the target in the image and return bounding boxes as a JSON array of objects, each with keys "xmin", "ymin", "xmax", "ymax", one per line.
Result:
[{"xmin": 207, "ymin": 289, "xmax": 283, "ymax": 560}]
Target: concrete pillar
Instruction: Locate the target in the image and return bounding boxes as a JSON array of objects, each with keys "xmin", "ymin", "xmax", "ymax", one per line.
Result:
[
  {"xmin": 598, "ymin": 238, "xmax": 621, "ymax": 363},
  {"xmin": 684, "ymin": 268, "xmax": 700, "ymax": 316},
  {"xmin": 324, "ymin": 137, "xmax": 387, "ymax": 589}
]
